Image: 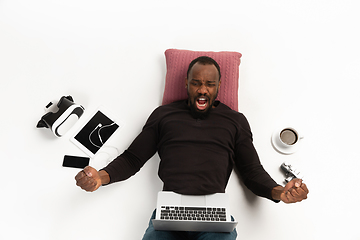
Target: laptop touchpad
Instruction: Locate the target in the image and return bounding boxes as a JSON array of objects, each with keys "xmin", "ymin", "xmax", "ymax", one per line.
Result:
[{"xmin": 181, "ymin": 195, "xmax": 206, "ymax": 206}]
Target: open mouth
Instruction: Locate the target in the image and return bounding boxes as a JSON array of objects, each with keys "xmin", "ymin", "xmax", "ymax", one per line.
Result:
[{"xmin": 196, "ymin": 97, "xmax": 208, "ymax": 111}]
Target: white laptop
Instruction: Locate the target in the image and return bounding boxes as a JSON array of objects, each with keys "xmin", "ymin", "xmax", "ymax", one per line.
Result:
[{"xmin": 152, "ymin": 191, "xmax": 238, "ymax": 233}]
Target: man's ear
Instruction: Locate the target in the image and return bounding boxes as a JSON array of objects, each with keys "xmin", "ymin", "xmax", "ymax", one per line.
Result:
[{"xmin": 185, "ymin": 78, "xmax": 188, "ymax": 89}]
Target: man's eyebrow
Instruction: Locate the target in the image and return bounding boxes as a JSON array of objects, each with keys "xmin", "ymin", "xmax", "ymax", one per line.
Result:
[
  {"xmin": 191, "ymin": 79, "xmax": 217, "ymax": 82},
  {"xmin": 190, "ymin": 79, "xmax": 201, "ymax": 84}
]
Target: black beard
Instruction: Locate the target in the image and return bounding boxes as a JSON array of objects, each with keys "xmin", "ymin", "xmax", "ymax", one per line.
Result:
[{"xmin": 188, "ymin": 100, "xmax": 213, "ymax": 119}]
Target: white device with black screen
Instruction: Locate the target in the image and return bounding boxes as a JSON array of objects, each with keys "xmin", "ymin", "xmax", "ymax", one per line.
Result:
[{"xmin": 70, "ymin": 106, "xmax": 123, "ymax": 158}]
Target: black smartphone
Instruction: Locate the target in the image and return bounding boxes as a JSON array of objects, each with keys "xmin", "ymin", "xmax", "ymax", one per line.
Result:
[{"xmin": 62, "ymin": 155, "xmax": 90, "ymax": 169}]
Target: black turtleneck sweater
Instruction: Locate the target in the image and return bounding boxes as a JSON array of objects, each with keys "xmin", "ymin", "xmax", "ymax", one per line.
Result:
[{"xmin": 102, "ymin": 100, "xmax": 279, "ymax": 201}]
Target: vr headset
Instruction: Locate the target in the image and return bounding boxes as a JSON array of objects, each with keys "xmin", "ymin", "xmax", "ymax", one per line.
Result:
[{"xmin": 37, "ymin": 96, "xmax": 84, "ymax": 137}]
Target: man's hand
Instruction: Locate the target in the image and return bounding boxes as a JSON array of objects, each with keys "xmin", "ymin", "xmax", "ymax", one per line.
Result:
[
  {"xmin": 272, "ymin": 178, "xmax": 309, "ymax": 203},
  {"xmin": 75, "ymin": 166, "xmax": 107, "ymax": 192}
]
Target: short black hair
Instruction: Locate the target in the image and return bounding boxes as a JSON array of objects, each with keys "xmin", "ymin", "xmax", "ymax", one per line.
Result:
[{"xmin": 186, "ymin": 56, "xmax": 221, "ymax": 81}]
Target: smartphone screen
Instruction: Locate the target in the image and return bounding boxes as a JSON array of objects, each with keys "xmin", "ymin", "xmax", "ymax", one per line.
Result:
[{"xmin": 62, "ymin": 155, "xmax": 90, "ymax": 169}]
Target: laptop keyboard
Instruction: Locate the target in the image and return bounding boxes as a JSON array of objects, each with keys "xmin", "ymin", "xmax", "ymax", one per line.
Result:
[{"xmin": 160, "ymin": 206, "xmax": 227, "ymax": 221}]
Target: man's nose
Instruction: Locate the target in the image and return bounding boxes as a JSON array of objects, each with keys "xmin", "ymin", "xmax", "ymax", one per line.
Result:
[{"xmin": 197, "ymin": 85, "xmax": 208, "ymax": 94}]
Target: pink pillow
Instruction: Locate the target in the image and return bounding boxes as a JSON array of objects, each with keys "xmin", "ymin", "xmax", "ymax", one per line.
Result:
[{"xmin": 162, "ymin": 49, "xmax": 242, "ymax": 111}]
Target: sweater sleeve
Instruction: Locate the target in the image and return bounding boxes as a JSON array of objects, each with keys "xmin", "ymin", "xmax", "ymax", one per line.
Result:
[
  {"xmin": 234, "ymin": 114, "xmax": 280, "ymax": 202},
  {"xmin": 101, "ymin": 108, "xmax": 160, "ymax": 184}
]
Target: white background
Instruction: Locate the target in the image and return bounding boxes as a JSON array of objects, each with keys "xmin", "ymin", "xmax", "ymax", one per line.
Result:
[{"xmin": 1, "ymin": 0, "xmax": 359, "ymax": 239}]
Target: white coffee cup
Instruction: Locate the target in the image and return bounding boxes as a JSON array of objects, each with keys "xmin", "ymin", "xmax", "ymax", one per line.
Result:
[{"xmin": 271, "ymin": 127, "xmax": 303, "ymax": 154}]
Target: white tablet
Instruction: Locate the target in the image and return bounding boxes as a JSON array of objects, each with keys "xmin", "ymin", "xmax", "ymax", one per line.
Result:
[{"xmin": 70, "ymin": 106, "xmax": 123, "ymax": 158}]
